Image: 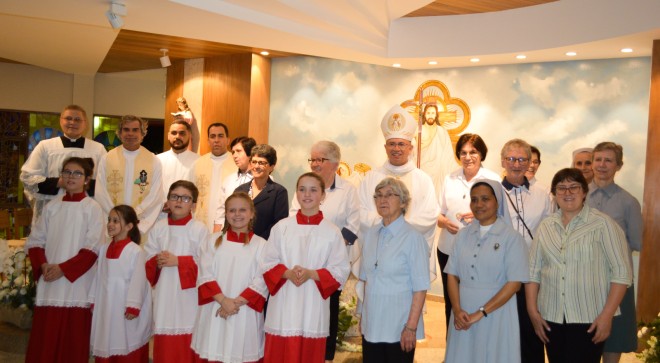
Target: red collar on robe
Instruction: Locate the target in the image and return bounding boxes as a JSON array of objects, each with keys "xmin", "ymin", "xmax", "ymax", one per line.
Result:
[
  {"xmin": 107, "ymin": 237, "xmax": 133, "ymax": 259},
  {"xmin": 226, "ymin": 228, "xmax": 254, "ymax": 243},
  {"xmin": 63, "ymin": 191, "xmax": 87, "ymax": 202},
  {"xmin": 296, "ymin": 210, "xmax": 324, "ymax": 225},
  {"xmin": 168, "ymin": 213, "xmax": 192, "ymax": 225}
]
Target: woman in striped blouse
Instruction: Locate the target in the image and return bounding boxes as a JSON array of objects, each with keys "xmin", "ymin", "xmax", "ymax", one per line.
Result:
[{"xmin": 526, "ymin": 168, "xmax": 632, "ymax": 363}]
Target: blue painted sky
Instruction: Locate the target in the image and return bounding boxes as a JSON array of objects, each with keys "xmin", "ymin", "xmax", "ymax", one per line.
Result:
[{"xmin": 269, "ymin": 56, "xmax": 650, "ymax": 204}]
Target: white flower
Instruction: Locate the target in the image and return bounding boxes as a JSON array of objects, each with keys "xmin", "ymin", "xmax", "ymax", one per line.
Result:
[
  {"xmin": 20, "ymin": 288, "xmax": 27, "ymax": 295},
  {"xmin": 13, "ymin": 275, "xmax": 24, "ymax": 286},
  {"xmin": 19, "ymin": 304, "xmax": 28, "ymax": 311},
  {"xmin": 10, "ymin": 288, "xmax": 18, "ymax": 296},
  {"xmin": 15, "ymin": 261, "xmax": 24, "ymax": 270},
  {"xmin": 16, "ymin": 253, "xmax": 26, "ymax": 262}
]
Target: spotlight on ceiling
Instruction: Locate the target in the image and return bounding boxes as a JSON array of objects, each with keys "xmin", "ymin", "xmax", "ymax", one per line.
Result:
[
  {"xmin": 105, "ymin": 2, "xmax": 126, "ymax": 29},
  {"xmin": 160, "ymin": 49, "xmax": 172, "ymax": 68}
]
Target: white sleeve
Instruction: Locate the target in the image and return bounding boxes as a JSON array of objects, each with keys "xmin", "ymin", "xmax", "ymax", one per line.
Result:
[
  {"xmin": 19, "ymin": 141, "xmax": 49, "ymax": 193},
  {"xmin": 126, "ymin": 247, "xmax": 149, "ymax": 310}
]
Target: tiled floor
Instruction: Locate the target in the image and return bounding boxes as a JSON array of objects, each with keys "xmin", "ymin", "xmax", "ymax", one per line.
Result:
[{"xmin": 0, "ymin": 297, "xmax": 643, "ymax": 362}]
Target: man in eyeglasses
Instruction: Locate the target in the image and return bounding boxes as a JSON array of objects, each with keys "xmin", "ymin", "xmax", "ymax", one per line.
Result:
[
  {"xmin": 95, "ymin": 115, "xmax": 163, "ymax": 235},
  {"xmin": 357, "ymin": 104, "xmax": 440, "ymax": 276},
  {"xmin": 20, "ymin": 104, "xmax": 107, "ymax": 223},
  {"xmin": 188, "ymin": 122, "xmax": 235, "ymax": 232},
  {"xmin": 500, "ymin": 138, "xmax": 552, "ymax": 363}
]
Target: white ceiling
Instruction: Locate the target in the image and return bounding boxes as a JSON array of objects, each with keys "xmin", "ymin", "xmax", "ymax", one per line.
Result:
[{"xmin": 2, "ymin": 0, "xmax": 660, "ymax": 75}]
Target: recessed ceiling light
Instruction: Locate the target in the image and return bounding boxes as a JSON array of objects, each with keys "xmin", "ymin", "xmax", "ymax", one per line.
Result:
[
  {"xmin": 260, "ymin": 51, "xmax": 270, "ymax": 56},
  {"xmin": 392, "ymin": 63, "xmax": 401, "ymax": 68},
  {"xmin": 470, "ymin": 58, "xmax": 480, "ymax": 63},
  {"xmin": 516, "ymin": 55, "xmax": 526, "ymax": 60},
  {"xmin": 566, "ymin": 51, "xmax": 577, "ymax": 56},
  {"xmin": 621, "ymin": 48, "xmax": 633, "ymax": 53},
  {"xmin": 428, "ymin": 61, "xmax": 438, "ymax": 65}
]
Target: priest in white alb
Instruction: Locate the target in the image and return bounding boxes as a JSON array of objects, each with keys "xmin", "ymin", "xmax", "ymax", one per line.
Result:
[
  {"xmin": 358, "ymin": 104, "xmax": 440, "ymax": 278},
  {"xmin": 95, "ymin": 115, "xmax": 163, "ymax": 235},
  {"xmin": 20, "ymin": 104, "xmax": 106, "ymax": 223},
  {"xmin": 157, "ymin": 120, "xmax": 199, "ymax": 197},
  {"xmin": 188, "ymin": 122, "xmax": 235, "ymax": 232}
]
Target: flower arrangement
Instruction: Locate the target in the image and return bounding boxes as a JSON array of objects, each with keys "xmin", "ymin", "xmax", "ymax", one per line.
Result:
[
  {"xmin": 638, "ymin": 313, "xmax": 660, "ymax": 363},
  {"xmin": 0, "ymin": 240, "xmax": 36, "ymax": 311},
  {"xmin": 336, "ymin": 296, "xmax": 362, "ymax": 352}
]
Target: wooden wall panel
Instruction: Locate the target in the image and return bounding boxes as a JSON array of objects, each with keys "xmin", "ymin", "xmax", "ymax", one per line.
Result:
[
  {"xmin": 202, "ymin": 54, "xmax": 252, "ymax": 155},
  {"xmin": 248, "ymin": 54, "xmax": 271, "ymax": 144},
  {"xmin": 163, "ymin": 60, "xmax": 185, "ymax": 152},
  {"xmin": 638, "ymin": 39, "xmax": 660, "ymax": 323}
]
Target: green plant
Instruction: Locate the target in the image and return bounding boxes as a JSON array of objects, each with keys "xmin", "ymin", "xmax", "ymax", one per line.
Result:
[
  {"xmin": 336, "ymin": 296, "xmax": 361, "ymax": 352},
  {"xmin": 0, "ymin": 245, "xmax": 36, "ymax": 311},
  {"xmin": 638, "ymin": 313, "xmax": 660, "ymax": 363}
]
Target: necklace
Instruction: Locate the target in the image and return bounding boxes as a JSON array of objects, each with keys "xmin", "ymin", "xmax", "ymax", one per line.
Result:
[{"xmin": 375, "ymin": 229, "xmax": 392, "ymax": 269}]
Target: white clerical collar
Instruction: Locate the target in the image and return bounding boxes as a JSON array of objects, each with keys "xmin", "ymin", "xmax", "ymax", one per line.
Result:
[
  {"xmin": 383, "ymin": 160, "xmax": 415, "ymax": 175},
  {"xmin": 122, "ymin": 147, "xmax": 140, "ymax": 157}
]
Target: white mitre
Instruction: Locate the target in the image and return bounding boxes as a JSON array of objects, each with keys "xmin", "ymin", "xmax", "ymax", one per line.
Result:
[{"xmin": 380, "ymin": 104, "xmax": 417, "ymax": 141}]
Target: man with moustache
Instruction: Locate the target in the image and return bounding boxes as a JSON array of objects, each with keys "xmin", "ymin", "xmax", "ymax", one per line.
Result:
[
  {"xmin": 188, "ymin": 122, "xmax": 235, "ymax": 232},
  {"xmin": 358, "ymin": 104, "xmax": 439, "ymax": 277},
  {"xmin": 95, "ymin": 115, "xmax": 163, "ymax": 235},
  {"xmin": 157, "ymin": 120, "xmax": 199, "ymax": 198},
  {"xmin": 21, "ymin": 104, "xmax": 106, "ymax": 223},
  {"xmin": 500, "ymin": 139, "xmax": 552, "ymax": 363}
]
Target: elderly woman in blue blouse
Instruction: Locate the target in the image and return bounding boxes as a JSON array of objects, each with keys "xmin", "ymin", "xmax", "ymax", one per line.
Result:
[
  {"xmin": 444, "ymin": 178, "xmax": 529, "ymax": 363},
  {"xmin": 359, "ymin": 177, "xmax": 429, "ymax": 363},
  {"xmin": 526, "ymin": 168, "xmax": 632, "ymax": 363}
]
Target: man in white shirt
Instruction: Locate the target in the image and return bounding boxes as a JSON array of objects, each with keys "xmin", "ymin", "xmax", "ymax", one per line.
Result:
[
  {"xmin": 501, "ymin": 138, "xmax": 552, "ymax": 363},
  {"xmin": 20, "ymin": 105, "xmax": 107, "ymax": 223},
  {"xmin": 188, "ymin": 123, "xmax": 234, "ymax": 232},
  {"xmin": 157, "ymin": 120, "xmax": 199, "ymax": 197},
  {"xmin": 358, "ymin": 104, "xmax": 439, "ymax": 277},
  {"xmin": 95, "ymin": 115, "xmax": 163, "ymax": 235}
]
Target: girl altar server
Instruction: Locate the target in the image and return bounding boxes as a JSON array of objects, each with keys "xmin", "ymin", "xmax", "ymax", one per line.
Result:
[
  {"xmin": 191, "ymin": 192, "xmax": 268, "ymax": 363},
  {"xmin": 145, "ymin": 180, "xmax": 210, "ymax": 363},
  {"xmin": 89, "ymin": 205, "xmax": 152, "ymax": 362},
  {"xmin": 261, "ymin": 172, "xmax": 350, "ymax": 363},
  {"xmin": 25, "ymin": 157, "xmax": 105, "ymax": 363}
]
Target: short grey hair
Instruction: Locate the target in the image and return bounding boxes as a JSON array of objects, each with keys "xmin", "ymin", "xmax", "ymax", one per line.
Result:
[
  {"xmin": 311, "ymin": 140, "xmax": 341, "ymax": 163},
  {"xmin": 374, "ymin": 177, "xmax": 411, "ymax": 214},
  {"xmin": 500, "ymin": 138, "xmax": 531, "ymax": 159}
]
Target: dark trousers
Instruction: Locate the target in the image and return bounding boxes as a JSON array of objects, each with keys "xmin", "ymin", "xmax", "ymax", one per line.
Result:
[
  {"xmin": 437, "ymin": 249, "xmax": 452, "ymax": 334},
  {"xmin": 546, "ymin": 320, "xmax": 605, "ymax": 363},
  {"xmin": 516, "ymin": 287, "xmax": 545, "ymax": 363},
  {"xmin": 325, "ymin": 289, "xmax": 341, "ymax": 360},
  {"xmin": 362, "ymin": 336, "xmax": 414, "ymax": 363}
]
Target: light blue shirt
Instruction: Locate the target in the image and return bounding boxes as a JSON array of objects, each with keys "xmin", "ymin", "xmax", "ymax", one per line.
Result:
[{"xmin": 360, "ymin": 215, "xmax": 430, "ymax": 342}]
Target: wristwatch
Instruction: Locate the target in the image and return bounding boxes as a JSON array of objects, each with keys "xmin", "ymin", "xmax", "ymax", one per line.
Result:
[{"xmin": 479, "ymin": 306, "xmax": 488, "ymax": 317}]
